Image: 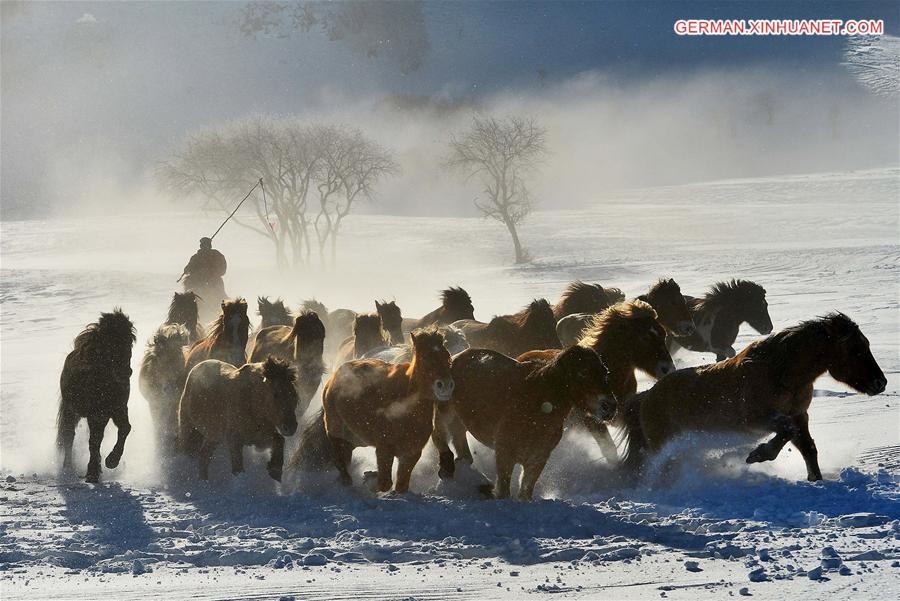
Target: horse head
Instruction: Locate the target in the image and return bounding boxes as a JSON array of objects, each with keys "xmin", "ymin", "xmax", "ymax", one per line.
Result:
[
  {"xmin": 411, "ymin": 328, "xmax": 454, "ymax": 402},
  {"xmin": 646, "ymin": 278, "xmax": 695, "ymax": 337}
]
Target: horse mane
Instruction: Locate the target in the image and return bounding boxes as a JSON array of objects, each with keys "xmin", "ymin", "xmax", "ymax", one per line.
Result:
[
  {"xmin": 283, "ymin": 311, "xmax": 326, "ymax": 344},
  {"xmin": 741, "ymin": 312, "xmax": 859, "ymax": 367},
  {"xmin": 604, "ymin": 287, "xmax": 626, "ymax": 304},
  {"xmin": 579, "ymin": 300, "xmax": 658, "ymax": 350},
  {"xmin": 167, "ymin": 292, "xmax": 199, "ymax": 327},
  {"xmin": 697, "ymin": 279, "xmax": 766, "ymax": 311},
  {"xmin": 201, "ymin": 298, "xmax": 248, "ymax": 348},
  {"xmin": 300, "ymin": 299, "xmax": 329, "ymax": 318},
  {"xmin": 262, "ymin": 356, "xmax": 298, "ymax": 383},
  {"xmin": 258, "ymin": 296, "xmax": 292, "ymax": 324},
  {"xmin": 498, "ymin": 298, "xmax": 555, "ymax": 329},
  {"xmin": 647, "ymin": 278, "xmax": 680, "ymax": 299},
  {"xmin": 147, "ymin": 324, "xmax": 189, "ymax": 351},
  {"xmin": 72, "ymin": 309, "xmax": 136, "ymax": 358},
  {"xmin": 441, "ymin": 287, "xmax": 473, "ymax": 310},
  {"xmin": 555, "ymin": 281, "xmax": 609, "ymax": 317}
]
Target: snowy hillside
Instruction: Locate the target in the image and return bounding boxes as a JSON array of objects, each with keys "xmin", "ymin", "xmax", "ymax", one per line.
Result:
[{"xmin": 1, "ymin": 168, "xmax": 898, "ymax": 599}]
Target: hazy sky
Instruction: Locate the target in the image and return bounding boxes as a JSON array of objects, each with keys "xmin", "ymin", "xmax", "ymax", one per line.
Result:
[{"xmin": 2, "ymin": 1, "xmax": 898, "ymax": 219}]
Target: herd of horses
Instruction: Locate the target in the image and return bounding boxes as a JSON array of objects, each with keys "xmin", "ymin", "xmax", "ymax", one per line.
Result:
[{"xmin": 57, "ymin": 278, "xmax": 887, "ymax": 500}]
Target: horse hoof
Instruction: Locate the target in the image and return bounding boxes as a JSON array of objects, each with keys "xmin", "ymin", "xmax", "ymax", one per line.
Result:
[
  {"xmin": 85, "ymin": 472, "xmax": 100, "ymax": 484},
  {"xmin": 267, "ymin": 467, "xmax": 282, "ymax": 482},
  {"xmin": 105, "ymin": 454, "xmax": 121, "ymax": 469},
  {"xmin": 478, "ymin": 483, "xmax": 495, "ymax": 498}
]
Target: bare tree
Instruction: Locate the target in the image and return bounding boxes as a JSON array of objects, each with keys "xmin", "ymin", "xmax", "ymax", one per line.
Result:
[
  {"xmin": 447, "ymin": 115, "xmax": 547, "ymax": 264},
  {"xmin": 159, "ymin": 116, "xmax": 396, "ymax": 270}
]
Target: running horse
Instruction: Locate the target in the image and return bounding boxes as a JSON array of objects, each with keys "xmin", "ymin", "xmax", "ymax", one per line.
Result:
[
  {"xmin": 184, "ymin": 298, "xmax": 251, "ymax": 372},
  {"xmin": 669, "ymin": 279, "xmax": 773, "ymax": 361},
  {"xmin": 402, "ymin": 287, "xmax": 476, "ymax": 332},
  {"xmin": 454, "ymin": 299, "xmax": 560, "ymax": 357},
  {"xmin": 165, "ymin": 291, "xmax": 204, "ymax": 343},
  {"xmin": 621, "ymin": 313, "xmax": 887, "ymax": 481},
  {"xmin": 57, "ymin": 309, "xmax": 137, "ymax": 483}
]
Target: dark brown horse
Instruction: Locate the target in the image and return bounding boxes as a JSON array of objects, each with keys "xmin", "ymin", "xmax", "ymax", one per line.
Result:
[
  {"xmin": 165, "ymin": 291, "xmax": 204, "ymax": 343},
  {"xmin": 454, "ymin": 299, "xmax": 560, "ymax": 357},
  {"xmin": 622, "ymin": 313, "xmax": 887, "ymax": 481},
  {"xmin": 57, "ymin": 309, "xmax": 137, "ymax": 483},
  {"xmin": 257, "ymin": 296, "xmax": 293, "ymax": 329},
  {"xmin": 636, "ymin": 279, "xmax": 695, "ymax": 337},
  {"xmin": 179, "ymin": 357, "xmax": 299, "ymax": 481},
  {"xmin": 375, "ymin": 300, "xmax": 404, "ymax": 345},
  {"xmin": 556, "ymin": 279, "xmax": 692, "ymax": 346},
  {"xmin": 139, "ymin": 324, "xmax": 191, "ymax": 452},
  {"xmin": 184, "ymin": 299, "xmax": 251, "ymax": 372},
  {"xmin": 435, "ymin": 346, "xmax": 616, "ymax": 499},
  {"xmin": 403, "ymin": 287, "xmax": 476, "ymax": 332},
  {"xmin": 669, "ymin": 279, "xmax": 773, "ymax": 361},
  {"xmin": 552, "ymin": 281, "xmax": 620, "ymax": 320},
  {"xmin": 334, "ymin": 313, "xmax": 390, "ymax": 367},
  {"xmin": 522, "ymin": 300, "xmax": 675, "ymax": 463},
  {"xmin": 323, "ymin": 328, "xmax": 454, "ymax": 493},
  {"xmin": 249, "ymin": 311, "xmax": 327, "ymax": 413}
]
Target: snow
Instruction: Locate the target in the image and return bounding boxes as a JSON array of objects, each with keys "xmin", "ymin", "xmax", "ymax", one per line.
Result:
[{"xmin": 1, "ymin": 168, "xmax": 899, "ymax": 599}]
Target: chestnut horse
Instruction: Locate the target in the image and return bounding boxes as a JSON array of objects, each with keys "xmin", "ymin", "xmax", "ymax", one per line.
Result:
[
  {"xmin": 552, "ymin": 281, "xmax": 623, "ymax": 320},
  {"xmin": 402, "ymin": 287, "xmax": 476, "ymax": 332},
  {"xmin": 334, "ymin": 313, "xmax": 390, "ymax": 367},
  {"xmin": 669, "ymin": 279, "xmax": 773, "ymax": 361},
  {"xmin": 57, "ymin": 309, "xmax": 137, "ymax": 483},
  {"xmin": 249, "ymin": 311, "xmax": 327, "ymax": 417},
  {"xmin": 178, "ymin": 357, "xmax": 299, "ymax": 481},
  {"xmin": 453, "ymin": 299, "xmax": 560, "ymax": 357},
  {"xmin": 323, "ymin": 328, "xmax": 454, "ymax": 493},
  {"xmin": 165, "ymin": 291, "xmax": 204, "ymax": 343},
  {"xmin": 435, "ymin": 346, "xmax": 616, "ymax": 500},
  {"xmin": 522, "ymin": 300, "xmax": 675, "ymax": 463},
  {"xmin": 622, "ymin": 313, "xmax": 886, "ymax": 481},
  {"xmin": 139, "ymin": 324, "xmax": 191, "ymax": 451},
  {"xmin": 184, "ymin": 299, "xmax": 251, "ymax": 372},
  {"xmin": 257, "ymin": 297, "xmax": 293, "ymax": 329}
]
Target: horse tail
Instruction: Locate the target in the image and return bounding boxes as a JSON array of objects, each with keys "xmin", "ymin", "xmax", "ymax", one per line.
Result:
[
  {"xmin": 288, "ymin": 408, "xmax": 333, "ymax": 471},
  {"xmin": 617, "ymin": 391, "xmax": 648, "ymax": 474}
]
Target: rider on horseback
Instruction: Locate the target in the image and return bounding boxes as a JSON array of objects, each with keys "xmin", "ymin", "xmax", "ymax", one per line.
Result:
[{"xmin": 181, "ymin": 238, "xmax": 227, "ymax": 315}]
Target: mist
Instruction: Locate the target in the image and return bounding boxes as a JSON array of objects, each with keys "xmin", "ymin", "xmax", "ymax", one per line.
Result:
[{"xmin": 2, "ymin": 1, "xmax": 897, "ymax": 220}]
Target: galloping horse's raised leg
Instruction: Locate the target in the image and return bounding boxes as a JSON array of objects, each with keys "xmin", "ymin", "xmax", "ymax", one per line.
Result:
[
  {"xmin": 580, "ymin": 412, "xmax": 619, "ymax": 464},
  {"xmin": 266, "ymin": 433, "xmax": 282, "ymax": 481},
  {"xmin": 394, "ymin": 451, "xmax": 421, "ymax": 494},
  {"xmin": 85, "ymin": 415, "xmax": 109, "ymax": 483},
  {"xmin": 105, "ymin": 405, "xmax": 131, "ymax": 470},
  {"xmin": 746, "ymin": 413, "xmax": 797, "ymax": 464},
  {"xmin": 790, "ymin": 412, "xmax": 822, "ymax": 481},
  {"xmin": 198, "ymin": 438, "xmax": 216, "ymax": 480},
  {"xmin": 518, "ymin": 456, "xmax": 548, "ymax": 501},
  {"xmin": 57, "ymin": 408, "xmax": 79, "ymax": 469},
  {"xmin": 375, "ymin": 447, "xmax": 394, "ymax": 492},
  {"xmin": 329, "ymin": 436, "xmax": 355, "ymax": 486},
  {"xmin": 230, "ymin": 438, "xmax": 245, "ymax": 475}
]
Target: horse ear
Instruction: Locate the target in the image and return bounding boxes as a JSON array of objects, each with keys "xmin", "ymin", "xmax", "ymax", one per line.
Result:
[{"xmin": 221, "ymin": 301, "xmax": 227, "ymax": 310}]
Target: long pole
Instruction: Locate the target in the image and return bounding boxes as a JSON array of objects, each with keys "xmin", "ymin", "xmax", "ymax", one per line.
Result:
[{"xmin": 210, "ymin": 178, "xmax": 263, "ymax": 241}]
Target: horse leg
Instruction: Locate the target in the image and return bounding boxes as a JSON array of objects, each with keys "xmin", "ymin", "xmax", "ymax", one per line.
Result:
[
  {"xmin": 375, "ymin": 446, "xmax": 394, "ymax": 492},
  {"xmin": 57, "ymin": 408, "xmax": 79, "ymax": 469},
  {"xmin": 266, "ymin": 433, "xmax": 283, "ymax": 481},
  {"xmin": 199, "ymin": 438, "xmax": 216, "ymax": 480},
  {"xmin": 494, "ymin": 448, "xmax": 515, "ymax": 500},
  {"xmin": 85, "ymin": 415, "xmax": 109, "ymax": 483},
  {"xmin": 518, "ymin": 456, "xmax": 548, "ymax": 502},
  {"xmin": 229, "ymin": 437, "xmax": 245, "ymax": 476},
  {"xmin": 790, "ymin": 412, "xmax": 822, "ymax": 482},
  {"xmin": 394, "ymin": 450, "xmax": 422, "ymax": 494},
  {"xmin": 431, "ymin": 407, "xmax": 457, "ymax": 479},
  {"xmin": 329, "ymin": 437, "xmax": 354, "ymax": 486},
  {"xmin": 580, "ymin": 412, "xmax": 619, "ymax": 463},
  {"xmin": 746, "ymin": 413, "xmax": 797, "ymax": 464},
  {"xmin": 105, "ymin": 405, "xmax": 131, "ymax": 470}
]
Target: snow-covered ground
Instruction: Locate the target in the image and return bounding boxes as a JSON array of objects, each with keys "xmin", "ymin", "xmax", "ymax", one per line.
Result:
[{"xmin": 1, "ymin": 168, "xmax": 898, "ymax": 599}]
